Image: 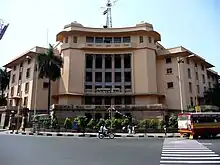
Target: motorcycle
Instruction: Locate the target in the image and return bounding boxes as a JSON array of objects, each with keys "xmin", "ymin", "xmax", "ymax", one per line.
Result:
[{"xmin": 98, "ymin": 131, "xmax": 114, "ymax": 139}]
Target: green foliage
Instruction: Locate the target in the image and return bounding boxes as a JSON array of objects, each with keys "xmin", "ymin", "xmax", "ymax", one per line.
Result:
[
  {"xmin": 96, "ymin": 118, "xmax": 105, "ymax": 129},
  {"xmin": 204, "ymin": 83, "xmax": 220, "ymax": 107},
  {"xmin": 105, "ymin": 119, "xmax": 111, "ymax": 128},
  {"xmin": 64, "ymin": 117, "xmax": 72, "ymax": 129},
  {"xmin": 168, "ymin": 114, "xmax": 178, "ymax": 128},
  {"xmin": 110, "ymin": 118, "xmax": 123, "ymax": 129},
  {"xmin": 149, "ymin": 118, "xmax": 160, "ymax": 129},
  {"xmin": 0, "ymin": 68, "xmax": 9, "ymax": 105},
  {"xmin": 87, "ymin": 118, "xmax": 96, "ymax": 129},
  {"xmin": 43, "ymin": 119, "xmax": 51, "ymax": 129},
  {"xmin": 122, "ymin": 118, "xmax": 130, "ymax": 127},
  {"xmin": 74, "ymin": 116, "xmax": 88, "ymax": 132},
  {"xmin": 137, "ymin": 119, "xmax": 150, "ymax": 128}
]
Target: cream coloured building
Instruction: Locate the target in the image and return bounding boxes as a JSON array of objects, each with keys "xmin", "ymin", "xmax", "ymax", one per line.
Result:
[{"xmin": 1, "ymin": 21, "xmax": 219, "ymax": 123}]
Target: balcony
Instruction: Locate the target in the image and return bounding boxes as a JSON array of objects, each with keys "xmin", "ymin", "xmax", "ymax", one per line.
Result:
[
  {"xmin": 61, "ymin": 42, "xmax": 133, "ymax": 50},
  {"xmin": 84, "ymin": 87, "xmax": 132, "ymax": 95}
]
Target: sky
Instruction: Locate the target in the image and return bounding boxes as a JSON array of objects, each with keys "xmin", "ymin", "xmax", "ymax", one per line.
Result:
[{"xmin": 0, "ymin": 0, "xmax": 220, "ymax": 72}]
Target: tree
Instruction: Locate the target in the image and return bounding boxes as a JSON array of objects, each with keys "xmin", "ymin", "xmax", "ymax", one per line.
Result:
[
  {"xmin": 0, "ymin": 67, "xmax": 10, "ymax": 105},
  {"xmin": 204, "ymin": 83, "xmax": 220, "ymax": 107},
  {"xmin": 37, "ymin": 44, "xmax": 63, "ymax": 113}
]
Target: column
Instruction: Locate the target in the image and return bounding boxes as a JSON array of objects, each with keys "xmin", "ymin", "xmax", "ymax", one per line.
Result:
[
  {"xmin": 92, "ymin": 55, "xmax": 96, "ymax": 93},
  {"xmin": 112, "ymin": 55, "xmax": 115, "ymax": 88},
  {"xmin": 102, "ymin": 55, "xmax": 105, "ymax": 88},
  {"xmin": 121, "ymin": 54, "xmax": 125, "ymax": 93}
]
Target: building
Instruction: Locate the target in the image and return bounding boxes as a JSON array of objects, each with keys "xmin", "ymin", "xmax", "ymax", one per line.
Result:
[{"xmin": 1, "ymin": 21, "xmax": 219, "ymax": 124}]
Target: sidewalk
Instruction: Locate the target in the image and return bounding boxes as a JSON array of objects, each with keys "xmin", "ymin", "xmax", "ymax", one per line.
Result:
[{"xmin": 5, "ymin": 130, "xmax": 181, "ymax": 138}]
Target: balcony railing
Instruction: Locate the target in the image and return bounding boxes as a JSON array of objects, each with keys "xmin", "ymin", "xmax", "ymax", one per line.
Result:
[{"xmin": 84, "ymin": 43, "xmax": 132, "ymax": 49}]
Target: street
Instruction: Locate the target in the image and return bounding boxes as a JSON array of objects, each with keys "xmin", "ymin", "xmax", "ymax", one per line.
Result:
[{"xmin": 1, "ymin": 134, "xmax": 220, "ymax": 165}]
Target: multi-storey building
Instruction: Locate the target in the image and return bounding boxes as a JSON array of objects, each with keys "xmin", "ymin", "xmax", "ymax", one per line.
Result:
[{"xmin": 1, "ymin": 21, "xmax": 219, "ymax": 125}]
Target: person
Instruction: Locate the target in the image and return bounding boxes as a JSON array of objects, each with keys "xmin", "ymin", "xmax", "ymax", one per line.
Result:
[{"xmin": 99, "ymin": 124, "xmax": 108, "ymax": 136}]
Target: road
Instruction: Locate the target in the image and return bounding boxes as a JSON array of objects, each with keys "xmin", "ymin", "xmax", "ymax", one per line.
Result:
[
  {"xmin": 0, "ymin": 134, "xmax": 163, "ymax": 165},
  {"xmin": 1, "ymin": 134, "xmax": 220, "ymax": 165}
]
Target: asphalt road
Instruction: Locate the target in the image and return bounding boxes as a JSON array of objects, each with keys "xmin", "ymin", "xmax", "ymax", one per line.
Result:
[
  {"xmin": 0, "ymin": 134, "xmax": 163, "ymax": 165},
  {"xmin": 1, "ymin": 134, "xmax": 220, "ymax": 165}
]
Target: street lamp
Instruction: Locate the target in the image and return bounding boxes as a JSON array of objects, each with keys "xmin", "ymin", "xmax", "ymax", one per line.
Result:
[{"xmin": 177, "ymin": 54, "xmax": 194, "ymax": 113}]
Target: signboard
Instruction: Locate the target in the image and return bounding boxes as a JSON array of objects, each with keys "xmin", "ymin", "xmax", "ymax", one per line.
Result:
[
  {"xmin": 0, "ymin": 20, "xmax": 9, "ymax": 40},
  {"xmin": 96, "ymin": 88, "xmax": 121, "ymax": 93}
]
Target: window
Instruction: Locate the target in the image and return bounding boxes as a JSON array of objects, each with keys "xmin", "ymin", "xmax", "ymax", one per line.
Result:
[
  {"xmin": 65, "ymin": 37, "xmax": 68, "ymax": 43},
  {"xmin": 10, "ymin": 87, "xmax": 14, "ymax": 96},
  {"xmin": 166, "ymin": 68, "xmax": 172, "ymax": 74},
  {"xmin": 25, "ymin": 82, "xmax": 29, "ymax": 93},
  {"xmin": 85, "ymin": 72, "xmax": 92, "ymax": 82},
  {"xmin": 20, "ymin": 63, "xmax": 23, "ymax": 68},
  {"xmin": 73, "ymin": 36, "xmax": 77, "ymax": 43},
  {"xmin": 125, "ymin": 85, "xmax": 131, "ymax": 89},
  {"xmin": 115, "ymin": 72, "xmax": 121, "ymax": 82},
  {"xmin": 9, "ymin": 100, "xmax": 13, "ymax": 106},
  {"xmin": 12, "ymin": 75, "xmax": 15, "ymax": 83},
  {"xmin": 189, "ymin": 82, "xmax": 192, "ymax": 93},
  {"xmin": 17, "ymin": 85, "xmax": 21, "ymax": 95},
  {"xmin": 190, "ymin": 97, "xmax": 193, "ymax": 106},
  {"xmin": 95, "ymin": 37, "xmax": 103, "ymax": 43},
  {"xmin": 122, "ymin": 36, "xmax": 130, "ymax": 43},
  {"xmin": 196, "ymin": 72, "xmax": 198, "ymax": 80},
  {"xmin": 196, "ymin": 85, "xmax": 200, "ymax": 94},
  {"xmin": 113, "ymin": 37, "xmax": 121, "ymax": 43},
  {"xmin": 208, "ymin": 82, "xmax": 211, "ymax": 88},
  {"xmin": 125, "ymin": 72, "xmax": 131, "ymax": 82},
  {"xmin": 114, "ymin": 55, "xmax": 121, "ymax": 68},
  {"xmin": 19, "ymin": 72, "xmax": 22, "ymax": 80},
  {"xmin": 86, "ymin": 36, "xmax": 94, "ymax": 43},
  {"xmin": 148, "ymin": 37, "xmax": 152, "ymax": 43},
  {"xmin": 84, "ymin": 96, "xmax": 93, "ymax": 104},
  {"xmin": 139, "ymin": 36, "xmax": 143, "ymax": 43},
  {"xmin": 26, "ymin": 68, "xmax": 30, "ymax": 78},
  {"xmin": 165, "ymin": 57, "xmax": 172, "ymax": 63},
  {"xmin": 27, "ymin": 59, "xmax": 31, "ymax": 64},
  {"xmin": 187, "ymin": 68, "xmax": 191, "ymax": 78},
  {"xmin": 86, "ymin": 54, "xmax": 93, "ymax": 68},
  {"xmin": 85, "ymin": 85, "xmax": 92, "ymax": 89},
  {"xmin": 95, "ymin": 72, "xmax": 102, "ymax": 82},
  {"xmin": 202, "ymin": 74, "xmax": 205, "ymax": 84},
  {"xmin": 23, "ymin": 97, "xmax": 28, "ymax": 106},
  {"xmin": 104, "ymin": 37, "xmax": 112, "ymax": 43},
  {"xmin": 43, "ymin": 82, "xmax": 49, "ymax": 88},
  {"xmin": 167, "ymin": 82, "xmax": 174, "ymax": 89},
  {"xmin": 201, "ymin": 65, "xmax": 204, "ymax": 71},
  {"xmin": 95, "ymin": 55, "xmax": 102, "ymax": 68},
  {"xmin": 105, "ymin": 55, "xmax": 112, "ymax": 68},
  {"xmin": 195, "ymin": 62, "xmax": 197, "ymax": 67},
  {"xmin": 204, "ymin": 87, "xmax": 206, "ymax": 92},
  {"xmin": 13, "ymin": 66, "xmax": 16, "ymax": 71},
  {"xmin": 105, "ymin": 72, "xmax": 111, "ymax": 82},
  {"xmin": 186, "ymin": 58, "xmax": 190, "ymax": 64},
  {"xmin": 124, "ymin": 54, "xmax": 131, "ymax": 68}
]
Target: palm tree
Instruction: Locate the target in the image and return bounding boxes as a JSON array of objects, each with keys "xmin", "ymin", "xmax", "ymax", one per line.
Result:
[
  {"xmin": 0, "ymin": 68, "xmax": 10, "ymax": 105},
  {"xmin": 204, "ymin": 83, "xmax": 220, "ymax": 107},
  {"xmin": 37, "ymin": 44, "xmax": 63, "ymax": 113}
]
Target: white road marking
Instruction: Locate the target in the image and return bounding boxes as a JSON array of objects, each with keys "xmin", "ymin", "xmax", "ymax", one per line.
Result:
[
  {"xmin": 160, "ymin": 160, "xmax": 220, "ymax": 164},
  {"xmin": 162, "ymin": 149, "xmax": 211, "ymax": 151},
  {"xmin": 162, "ymin": 154, "xmax": 219, "ymax": 157},
  {"xmin": 162, "ymin": 151, "xmax": 215, "ymax": 154},
  {"xmin": 161, "ymin": 157, "xmax": 220, "ymax": 160}
]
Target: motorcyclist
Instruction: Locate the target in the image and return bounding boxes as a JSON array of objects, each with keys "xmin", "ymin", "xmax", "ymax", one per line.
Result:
[{"xmin": 100, "ymin": 124, "xmax": 108, "ymax": 136}]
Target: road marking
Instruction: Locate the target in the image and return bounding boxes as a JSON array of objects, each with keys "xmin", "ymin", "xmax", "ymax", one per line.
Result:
[
  {"xmin": 162, "ymin": 151, "xmax": 215, "ymax": 154},
  {"xmin": 201, "ymin": 142, "xmax": 213, "ymax": 145},
  {"xmin": 160, "ymin": 160, "xmax": 220, "ymax": 164},
  {"xmin": 162, "ymin": 154, "xmax": 219, "ymax": 157},
  {"xmin": 162, "ymin": 149, "xmax": 211, "ymax": 151},
  {"xmin": 161, "ymin": 157, "xmax": 220, "ymax": 160}
]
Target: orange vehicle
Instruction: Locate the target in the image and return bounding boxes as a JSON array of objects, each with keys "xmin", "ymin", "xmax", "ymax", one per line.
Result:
[{"xmin": 178, "ymin": 112, "xmax": 220, "ymax": 139}]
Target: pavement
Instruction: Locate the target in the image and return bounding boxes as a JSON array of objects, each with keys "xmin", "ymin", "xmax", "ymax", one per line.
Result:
[
  {"xmin": 4, "ymin": 130, "xmax": 181, "ymax": 138},
  {"xmin": 1, "ymin": 133, "xmax": 220, "ymax": 165}
]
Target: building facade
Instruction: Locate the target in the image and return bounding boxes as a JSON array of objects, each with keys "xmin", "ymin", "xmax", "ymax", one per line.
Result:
[{"xmin": 1, "ymin": 21, "xmax": 219, "ymax": 123}]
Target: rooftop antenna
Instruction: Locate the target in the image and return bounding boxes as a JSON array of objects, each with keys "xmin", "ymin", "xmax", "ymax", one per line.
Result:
[{"xmin": 101, "ymin": 0, "xmax": 120, "ymax": 28}]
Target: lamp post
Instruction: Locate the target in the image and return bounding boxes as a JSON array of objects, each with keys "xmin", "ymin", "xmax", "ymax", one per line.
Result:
[{"xmin": 177, "ymin": 55, "xmax": 194, "ymax": 113}]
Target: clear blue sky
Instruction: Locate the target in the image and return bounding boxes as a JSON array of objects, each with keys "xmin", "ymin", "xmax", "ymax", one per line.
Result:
[{"xmin": 1, "ymin": 0, "xmax": 220, "ymax": 72}]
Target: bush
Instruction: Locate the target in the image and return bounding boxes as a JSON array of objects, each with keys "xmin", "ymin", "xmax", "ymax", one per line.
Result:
[
  {"xmin": 168, "ymin": 114, "xmax": 178, "ymax": 128},
  {"xmin": 64, "ymin": 117, "xmax": 72, "ymax": 129},
  {"xmin": 74, "ymin": 116, "xmax": 88, "ymax": 132},
  {"xmin": 87, "ymin": 118, "xmax": 96, "ymax": 129},
  {"xmin": 96, "ymin": 118, "xmax": 105, "ymax": 129}
]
